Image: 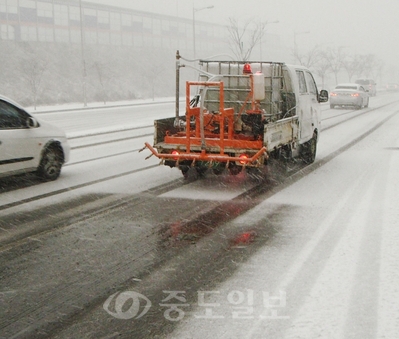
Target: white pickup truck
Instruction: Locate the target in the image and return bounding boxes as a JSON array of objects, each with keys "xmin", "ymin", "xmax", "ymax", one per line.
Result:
[{"xmin": 142, "ymin": 51, "xmax": 328, "ymax": 177}]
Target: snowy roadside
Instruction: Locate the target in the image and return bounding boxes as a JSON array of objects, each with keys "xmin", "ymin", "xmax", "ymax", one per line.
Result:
[
  {"xmin": 26, "ymin": 97, "xmax": 178, "ymax": 139},
  {"xmin": 26, "ymin": 96, "xmax": 176, "ymax": 114}
]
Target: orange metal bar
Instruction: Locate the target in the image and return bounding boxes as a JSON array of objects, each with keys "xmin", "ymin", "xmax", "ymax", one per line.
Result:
[
  {"xmin": 163, "ymin": 137, "xmax": 263, "ymax": 149},
  {"xmin": 144, "ymin": 142, "xmax": 267, "ymax": 164},
  {"xmin": 218, "ymin": 82, "xmax": 226, "ymax": 154},
  {"xmin": 185, "ymin": 81, "xmax": 192, "ymax": 153},
  {"xmin": 187, "ymin": 81, "xmax": 223, "ymax": 87},
  {"xmin": 186, "ymin": 81, "xmax": 228, "ymax": 154}
]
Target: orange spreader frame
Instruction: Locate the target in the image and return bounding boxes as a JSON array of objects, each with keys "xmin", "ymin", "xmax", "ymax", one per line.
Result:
[{"xmin": 144, "ymin": 80, "xmax": 267, "ymax": 165}]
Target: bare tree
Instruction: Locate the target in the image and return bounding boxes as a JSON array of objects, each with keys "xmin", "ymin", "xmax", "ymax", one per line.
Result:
[
  {"xmin": 351, "ymin": 54, "xmax": 369, "ymax": 79},
  {"xmin": 92, "ymin": 60, "xmax": 117, "ymax": 105},
  {"xmin": 19, "ymin": 45, "xmax": 48, "ymax": 110},
  {"xmin": 139, "ymin": 50, "xmax": 170, "ymax": 100},
  {"xmin": 292, "ymin": 45, "xmax": 322, "ymax": 69},
  {"xmin": 312, "ymin": 53, "xmax": 331, "ymax": 89},
  {"xmin": 341, "ymin": 54, "xmax": 363, "ymax": 82},
  {"xmin": 0, "ymin": 42, "xmax": 18, "ymax": 97},
  {"xmin": 362, "ymin": 54, "xmax": 379, "ymax": 78},
  {"xmin": 323, "ymin": 47, "xmax": 346, "ymax": 85},
  {"xmin": 227, "ymin": 18, "xmax": 266, "ymax": 61},
  {"xmin": 373, "ymin": 59, "xmax": 384, "ymax": 85}
]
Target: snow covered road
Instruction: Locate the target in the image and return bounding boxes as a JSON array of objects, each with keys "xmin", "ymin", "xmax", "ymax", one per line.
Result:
[{"xmin": 1, "ymin": 94, "xmax": 399, "ymax": 338}]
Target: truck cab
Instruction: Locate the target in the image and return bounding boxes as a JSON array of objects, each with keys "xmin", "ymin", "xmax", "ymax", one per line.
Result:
[{"xmin": 284, "ymin": 64, "xmax": 327, "ymax": 149}]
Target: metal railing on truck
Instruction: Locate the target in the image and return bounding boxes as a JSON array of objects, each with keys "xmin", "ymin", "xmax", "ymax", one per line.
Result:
[{"xmin": 198, "ymin": 60, "xmax": 295, "ymax": 123}]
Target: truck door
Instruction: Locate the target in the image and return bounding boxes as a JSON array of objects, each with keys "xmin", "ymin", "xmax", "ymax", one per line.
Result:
[
  {"xmin": 304, "ymin": 71, "xmax": 321, "ymax": 138},
  {"xmin": 295, "ymin": 70, "xmax": 320, "ymax": 142},
  {"xmin": 295, "ymin": 70, "xmax": 312, "ymax": 141}
]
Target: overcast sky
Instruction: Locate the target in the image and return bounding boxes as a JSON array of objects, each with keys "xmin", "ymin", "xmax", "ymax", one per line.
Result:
[{"xmin": 87, "ymin": 0, "xmax": 399, "ymax": 69}]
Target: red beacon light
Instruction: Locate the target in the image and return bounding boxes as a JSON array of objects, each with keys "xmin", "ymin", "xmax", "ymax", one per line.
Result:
[
  {"xmin": 239, "ymin": 154, "xmax": 249, "ymax": 164},
  {"xmin": 171, "ymin": 150, "xmax": 180, "ymax": 160},
  {"xmin": 243, "ymin": 63, "xmax": 252, "ymax": 74}
]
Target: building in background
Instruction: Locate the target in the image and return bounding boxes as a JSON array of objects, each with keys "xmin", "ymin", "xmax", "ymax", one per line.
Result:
[
  {"xmin": 0, "ymin": 0, "xmax": 283, "ymax": 60},
  {"xmin": 0, "ymin": 0, "xmax": 229, "ymax": 58},
  {"xmin": 0, "ymin": 0, "xmax": 286, "ymax": 106}
]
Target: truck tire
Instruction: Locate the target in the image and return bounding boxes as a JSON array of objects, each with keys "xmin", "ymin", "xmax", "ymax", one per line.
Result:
[
  {"xmin": 228, "ymin": 164, "xmax": 242, "ymax": 175},
  {"xmin": 195, "ymin": 166, "xmax": 207, "ymax": 177},
  {"xmin": 179, "ymin": 165, "xmax": 190, "ymax": 179},
  {"xmin": 300, "ymin": 134, "xmax": 317, "ymax": 164},
  {"xmin": 212, "ymin": 167, "xmax": 224, "ymax": 175}
]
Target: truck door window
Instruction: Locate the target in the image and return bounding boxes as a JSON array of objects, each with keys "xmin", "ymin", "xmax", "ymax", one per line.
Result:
[
  {"xmin": 296, "ymin": 70, "xmax": 307, "ymax": 94},
  {"xmin": 305, "ymin": 71, "xmax": 317, "ymax": 95}
]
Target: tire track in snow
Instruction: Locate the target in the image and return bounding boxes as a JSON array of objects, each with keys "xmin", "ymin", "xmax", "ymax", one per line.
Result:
[
  {"xmin": 375, "ymin": 127, "xmax": 399, "ymax": 338},
  {"xmin": 247, "ymin": 112, "xmax": 398, "ymax": 339},
  {"xmin": 280, "ymin": 171, "xmax": 379, "ymax": 339},
  {"xmin": 243, "ymin": 169, "xmax": 371, "ymax": 338}
]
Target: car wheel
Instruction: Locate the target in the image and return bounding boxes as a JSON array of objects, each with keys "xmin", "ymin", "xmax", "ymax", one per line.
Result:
[
  {"xmin": 37, "ymin": 145, "xmax": 64, "ymax": 180},
  {"xmin": 365, "ymin": 98, "xmax": 369, "ymax": 108},
  {"xmin": 330, "ymin": 104, "xmax": 335, "ymax": 109},
  {"xmin": 300, "ymin": 133, "xmax": 317, "ymax": 164}
]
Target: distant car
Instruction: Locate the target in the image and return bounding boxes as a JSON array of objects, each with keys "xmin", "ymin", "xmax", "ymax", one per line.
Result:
[
  {"xmin": 329, "ymin": 83, "xmax": 370, "ymax": 109},
  {"xmin": 0, "ymin": 95, "xmax": 70, "ymax": 180},
  {"xmin": 355, "ymin": 78, "xmax": 377, "ymax": 96},
  {"xmin": 386, "ymin": 83, "xmax": 399, "ymax": 91}
]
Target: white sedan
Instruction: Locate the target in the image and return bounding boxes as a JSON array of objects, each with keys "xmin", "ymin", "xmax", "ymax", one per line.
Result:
[
  {"xmin": 0, "ymin": 95, "xmax": 70, "ymax": 180},
  {"xmin": 329, "ymin": 83, "xmax": 369, "ymax": 109}
]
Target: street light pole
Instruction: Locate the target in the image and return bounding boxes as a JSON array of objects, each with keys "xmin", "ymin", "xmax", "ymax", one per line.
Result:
[
  {"xmin": 192, "ymin": 5, "xmax": 214, "ymax": 59},
  {"xmin": 79, "ymin": 0, "xmax": 87, "ymax": 107}
]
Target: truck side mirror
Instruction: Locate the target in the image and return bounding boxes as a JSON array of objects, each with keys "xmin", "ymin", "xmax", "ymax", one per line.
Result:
[{"xmin": 319, "ymin": 89, "xmax": 328, "ymax": 103}]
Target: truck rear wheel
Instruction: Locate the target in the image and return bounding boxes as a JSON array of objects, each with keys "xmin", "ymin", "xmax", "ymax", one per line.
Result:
[
  {"xmin": 195, "ymin": 166, "xmax": 207, "ymax": 177},
  {"xmin": 179, "ymin": 165, "xmax": 190, "ymax": 179},
  {"xmin": 212, "ymin": 167, "xmax": 224, "ymax": 175},
  {"xmin": 228, "ymin": 164, "xmax": 242, "ymax": 175},
  {"xmin": 300, "ymin": 134, "xmax": 317, "ymax": 164}
]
